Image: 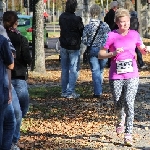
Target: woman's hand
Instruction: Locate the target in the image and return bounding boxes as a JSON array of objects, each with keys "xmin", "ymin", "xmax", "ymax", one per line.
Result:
[
  {"xmin": 138, "ymin": 44, "xmax": 149, "ymax": 55},
  {"xmin": 144, "ymin": 46, "xmax": 150, "ymax": 53},
  {"xmin": 99, "ymin": 47, "xmax": 124, "ymax": 59},
  {"xmin": 112, "ymin": 47, "xmax": 124, "ymax": 56}
]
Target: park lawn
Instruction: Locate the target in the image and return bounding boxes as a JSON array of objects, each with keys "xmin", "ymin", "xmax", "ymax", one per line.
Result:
[{"xmin": 48, "ymin": 32, "xmax": 60, "ymax": 38}]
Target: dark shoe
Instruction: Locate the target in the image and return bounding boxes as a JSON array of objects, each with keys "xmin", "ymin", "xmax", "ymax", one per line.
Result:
[
  {"xmin": 140, "ymin": 64, "xmax": 148, "ymax": 69},
  {"xmin": 93, "ymin": 94, "xmax": 101, "ymax": 98}
]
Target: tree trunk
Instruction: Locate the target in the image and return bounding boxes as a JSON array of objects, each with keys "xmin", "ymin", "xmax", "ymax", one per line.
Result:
[
  {"xmin": 32, "ymin": 0, "xmax": 46, "ymax": 73},
  {"xmin": 136, "ymin": 0, "xmax": 142, "ymax": 37}
]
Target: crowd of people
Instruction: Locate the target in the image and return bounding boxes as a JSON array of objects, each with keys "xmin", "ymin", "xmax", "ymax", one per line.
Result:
[
  {"xmin": 0, "ymin": 0, "xmax": 149, "ymax": 149},
  {"xmin": 59, "ymin": 0, "xmax": 150, "ymax": 147}
]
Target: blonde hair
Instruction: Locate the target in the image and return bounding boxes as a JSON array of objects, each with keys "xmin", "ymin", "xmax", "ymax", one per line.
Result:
[
  {"xmin": 90, "ymin": 4, "xmax": 101, "ymax": 18},
  {"xmin": 124, "ymin": 0, "xmax": 134, "ymax": 12},
  {"xmin": 114, "ymin": 8, "xmax": 130, "ymax": 22}
]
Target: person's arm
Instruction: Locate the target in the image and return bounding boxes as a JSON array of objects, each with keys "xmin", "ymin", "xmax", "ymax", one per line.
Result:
[
  {"xmin": 98, "ymin": 47, "xmax": 124, "ymax": 59},
  {"xmin": 136, "ymin": 33, "xmax": 150, "ymax": 55},
  {"xmin": 7, "ymin": 53, "xmax": 14, "ymax": 69},
  {"xmin": 7, "ymin": 69, "xmax": 12, "ymax": 104},
  {"xmin": 137, "ymin": 44, "xmax": 150, "ymax": 55},
  {"xmin": 82, "ymin": 25, "xmax": 88, "ymax": 46},
  {"xmin": 7, "ymin": 63, "xmax": 14, "ymax": 70},
  {"xmin": 98, "ymin": 30, "xmax": 124, "ymax": 59},
  {"xmin": 20, "ymin": 35, "xmax": 32, "ymax": 66},
  {"xmin": 2, "ymin": 38, "xmax": 14, "ymax": 104},
  {"xmin": 100, "ymin": 23, "xmax": 111, "ymax": 47},
  {"xmin": 78, "ymin": 16, "xmax": 84, "ymax": 37}
]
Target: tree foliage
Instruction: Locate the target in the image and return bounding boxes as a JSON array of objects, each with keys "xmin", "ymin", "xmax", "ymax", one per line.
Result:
[
  {"xmin": 7, "ymin": 0, "xmax": 22, "ymax": 11},
  {"xmin": 95, "ymin": 0, "xmax": 112, "ymax": 8}
]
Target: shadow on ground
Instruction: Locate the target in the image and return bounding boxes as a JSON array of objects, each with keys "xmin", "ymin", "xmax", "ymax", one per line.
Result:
[{"xmin": 19, "ymin": 78, "xmax": 150, "ymax": 149}]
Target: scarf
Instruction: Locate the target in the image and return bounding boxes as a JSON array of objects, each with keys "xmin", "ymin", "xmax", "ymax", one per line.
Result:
[{"xmin": 9, "ymin": 27, "xmax": 20, "ymax": 34}]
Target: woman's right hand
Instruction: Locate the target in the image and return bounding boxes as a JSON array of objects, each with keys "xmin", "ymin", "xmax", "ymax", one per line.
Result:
[{"xmin": 113, "ymin": 47, "xmax": 124, "ymax": 56}]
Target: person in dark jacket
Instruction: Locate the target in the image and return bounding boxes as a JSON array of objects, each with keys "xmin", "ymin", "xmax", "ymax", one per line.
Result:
[
  {"xmin": 0, "ymin": 26, "xmax": 15, "ymax": 150},
  {"xmin": 59, "ymin": 0, "xmax": 84, "ymax": 99},
  {"xmin": 3, "ymin": 11, "xmax": 32, "ymax": 150},
  {"xmin": 104, "ymin": 1, "xmax": 119, "ymax": 68},
  {"xmin": 124, "ymin": 0, "xmax": 148, "ymax": 69},
  {"xmin": 104, "ymin": 1, "xmax": 118, "ymax": 31}
]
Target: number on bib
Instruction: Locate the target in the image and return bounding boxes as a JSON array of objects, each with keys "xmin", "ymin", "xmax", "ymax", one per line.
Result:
[{"xmin": 116, "ymin": 59, "xmax": 133, "ymax": 74}]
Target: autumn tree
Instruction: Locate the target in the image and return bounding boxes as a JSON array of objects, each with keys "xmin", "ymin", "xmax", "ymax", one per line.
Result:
[
  {"xmin": 31, "ymin": 0, "xmax": 46, "ymax": 73},
  {"xmin": 95, "ymin": 0, "xmax": 112, "ymax": 7}
]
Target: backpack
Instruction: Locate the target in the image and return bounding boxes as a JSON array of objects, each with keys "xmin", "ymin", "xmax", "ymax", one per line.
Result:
[{"xmin": 130, "ymin": 15, "xmax": 139, "ymax": 31}]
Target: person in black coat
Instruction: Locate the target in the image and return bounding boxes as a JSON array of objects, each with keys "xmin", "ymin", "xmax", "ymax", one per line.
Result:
[
  {"xmin": 59, "ymin": 0, "xmax": 84, "ymax": 99},
  {"xmin": 104, "ymin": 1, "xmax": 119, "ymax": 31},
  {"xmin": 104, "ymin": 1, "xmax": 119, "ymax": 68}
]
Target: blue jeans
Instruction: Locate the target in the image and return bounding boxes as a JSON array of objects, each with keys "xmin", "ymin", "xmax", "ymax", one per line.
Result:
[
  {"xmin": 0, "ymin": 103, "xmax": 16, "ymax": 150},
  {"xmin": 89, "ymin": 47, "xmax": 107, "ymax": 95},
  {"xmin": 60, "ymin": 47, "xmax": 80, "ymax": 95},
  {"xmin": 12, "ymin": 85, "xmax": 22, "ymax": 144},
  {"xmin": 11, "ymin": 79, "xmax": 30, "ymax": 143},
  {"xmin": 11, "ymin": 79, "xmax": 29, "ymax": 118}
]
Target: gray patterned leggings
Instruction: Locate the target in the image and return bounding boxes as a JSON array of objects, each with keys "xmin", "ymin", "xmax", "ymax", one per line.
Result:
[{"xmin": 109, "ymin": 77, "xmax": 139, "ymax": 134}]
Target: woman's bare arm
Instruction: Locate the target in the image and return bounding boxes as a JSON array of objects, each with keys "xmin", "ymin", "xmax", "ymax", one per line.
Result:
[{"xmin": 98, "ymin": 47, "xmax": 124, "ymax": 59}]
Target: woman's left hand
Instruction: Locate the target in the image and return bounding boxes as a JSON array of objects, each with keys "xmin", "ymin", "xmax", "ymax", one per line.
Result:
[{"xmin": 145, "ymin": 46, "xmax": 150, "ymax": 53}]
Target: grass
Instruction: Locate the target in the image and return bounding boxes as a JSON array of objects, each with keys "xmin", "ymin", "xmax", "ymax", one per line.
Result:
[
  {"xmin": 48, "ymin": 32, "xmax": 60, "ymax": 38},
  {"xmin": 46, "ymin": 21, "xmax": 59, "ymax": 24},
  {"xmin": 28, "ymin": 87, "xmax": 52, "ymax": 99},
  {"xmin": 28, "ymin": 83, "xmax": 94, "ymax": 100}
]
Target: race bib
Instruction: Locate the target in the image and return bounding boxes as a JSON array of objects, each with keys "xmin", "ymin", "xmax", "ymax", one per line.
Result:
[{"xmin": 116, "ymin": 59, "xmax": 133, "ymax": 74}]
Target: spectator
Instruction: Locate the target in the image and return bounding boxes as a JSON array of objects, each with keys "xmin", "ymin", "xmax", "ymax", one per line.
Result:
[
  {"xmin": 3, "ymin": 11, "xmax": 32, "ymax": 150},
  {"xmin": 117, "ymin": 0, "xmax": 124, "ymax": 8},
  {"xmin": 82, "ymin": 4, "xmax": 110, "ymax": 98},
  {"xmin": 98, "ymin": 8, "xmax": 150, "ymax": 146},
  {"xmin": 124, "ymin": 0, "xmax": 148, "ymax": 69},
  {"xmin": 104, "ymin": 1, "xmax": 118, "ymax": 31},
  {"xmin": 104, "ymin": 1, "xmax": 119, "ymax": 68},
  {"xmin": 59, "ymin": 0, "xmax": 84, "ymax": 99},
  {"xmin": 0, "ymin": 26, "xmax": 15, "ymax": 149}
]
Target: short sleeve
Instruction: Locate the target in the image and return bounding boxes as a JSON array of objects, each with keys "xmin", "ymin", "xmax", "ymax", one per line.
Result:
[
  {"xmin": 103, "ymin": 31, "xmax": 114, "ymax": 49},
  {"xmin": 136, "ymin": 32, "xmax": 143, "ymax": 47}
]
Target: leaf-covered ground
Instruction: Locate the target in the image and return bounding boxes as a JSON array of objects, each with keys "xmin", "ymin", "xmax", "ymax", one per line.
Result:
[{"xmin": 19, "ymin": 51, "xmax": 150, "ymax": 149}]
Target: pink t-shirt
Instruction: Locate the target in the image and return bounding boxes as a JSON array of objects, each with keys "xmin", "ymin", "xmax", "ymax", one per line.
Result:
[{"xmin": 104, "ymin": 30, "xmax": 143, "ymax": 79}]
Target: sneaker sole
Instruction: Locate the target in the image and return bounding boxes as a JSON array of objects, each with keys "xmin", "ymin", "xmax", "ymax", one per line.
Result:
[
  {"xmin": 124, "ymin": 141, "xmax": 132, "ymax": 147},
  {"xmin": 66, "ymin": 96, "xmax": 80, "ymax": 99},
  {"xmin": 61, "ymin": 95, "xmax": 67, "ymax": 98}
]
